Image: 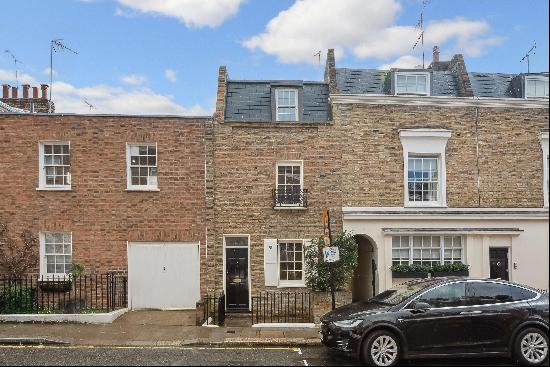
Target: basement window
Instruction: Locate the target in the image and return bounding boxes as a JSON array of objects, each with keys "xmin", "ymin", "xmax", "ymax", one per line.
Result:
[{"xmin": 395, "ymin": 72, "xmax": 430, "ymax": 96}]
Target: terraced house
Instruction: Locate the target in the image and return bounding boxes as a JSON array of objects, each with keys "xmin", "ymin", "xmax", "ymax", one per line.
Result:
[
  {"xmin": 207, "ymin": 47, "xmax": 549, "ymax": 315},
  {"xmin": 0, "ymin": 47, "xmax": 548, "ymax": 318}
]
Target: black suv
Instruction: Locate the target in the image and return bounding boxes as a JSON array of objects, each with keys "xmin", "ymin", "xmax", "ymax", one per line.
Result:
[{"xmin": 320, "ymin": 278, "xmax": 549, "ymax": 366}]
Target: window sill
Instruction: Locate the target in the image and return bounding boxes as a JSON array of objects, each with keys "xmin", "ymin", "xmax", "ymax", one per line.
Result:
[
  {"xmin": 126, "ymin": 188, "xmax": 160, "ymax": 192},
  {"xmin": 273, "ymin": 206, "xmax": 308, "ymax": 210},
  {"xmin": 277, "ymin": 282, "xmax": 307, "ymax": 288},
  {"xmin": 405, "ymin": 202, "xmax": 447, "ymax": 209},
  {"xmin": 36, "ymin": 187, "xmax": 72, "ymax": 191}
]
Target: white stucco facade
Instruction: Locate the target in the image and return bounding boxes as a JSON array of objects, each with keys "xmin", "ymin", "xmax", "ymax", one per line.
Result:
[{"xmin": 343, "ymin": 208, "xmax": 549, "ymax": 293}]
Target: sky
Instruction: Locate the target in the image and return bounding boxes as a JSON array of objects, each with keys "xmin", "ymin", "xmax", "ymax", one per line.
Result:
[{"xmin": 0, "ymin": 0, "xmax": 548, "ymax": 115}]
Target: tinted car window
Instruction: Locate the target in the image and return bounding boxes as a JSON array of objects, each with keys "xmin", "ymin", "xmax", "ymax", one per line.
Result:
[
  {"xmin": 417, "ymin": 282, "xmax": 466, "ymax": 308},
  {"xmin": 510, "ymin": 286, "xmax": 537, "ymax": 301},
  {"xmin": 466, "ymin": 282, "xmax": 514, "ymax": 305}
]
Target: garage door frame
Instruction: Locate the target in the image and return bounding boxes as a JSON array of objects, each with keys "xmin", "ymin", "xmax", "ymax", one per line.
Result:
[{"xmin": 127, "ymin": 241, "xmax": 201, "ymax": 310}]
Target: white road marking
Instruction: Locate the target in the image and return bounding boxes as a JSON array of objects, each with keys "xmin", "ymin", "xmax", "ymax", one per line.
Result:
[
  {"xmin": 302, "ymin": 359, "xmax": 309, "ymax": 366},
  {"xmin": 298, "ymin": 348, "xmax": 303, "ymax": 355}
]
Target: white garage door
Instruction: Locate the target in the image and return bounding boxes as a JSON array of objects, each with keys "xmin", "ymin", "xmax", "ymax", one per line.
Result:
[{"xmin": 128, "ymin": 242, "xmax": 200, "ymax": 310}]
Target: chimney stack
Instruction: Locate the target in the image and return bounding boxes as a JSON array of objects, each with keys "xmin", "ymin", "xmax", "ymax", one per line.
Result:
[
  {"xmin": 22, "ymin": 84, "xmax": 30, "ymax": 99},
  {"xmin": 2, "ymin": 84, "xmax": 9, "ymax": 99},
  {"xmin": 433, "ymin": 46, "xmax": 440, "ymax": 63},
  {"xmin": 32, "ymin": 87, "xmax": 39, "ymax": 99},
  {"xmin": 11, "ymin": 86, "xmax": 18, "ymax": 99},
  {"xmin": 40, "ymin": 84, "xmax": 49, "ymax": 100}
]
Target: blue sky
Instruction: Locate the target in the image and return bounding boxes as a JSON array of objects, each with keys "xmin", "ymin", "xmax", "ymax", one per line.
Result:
[{"xmin": 1, "ymin": 0, "xmax": 548, "ymax": 114}]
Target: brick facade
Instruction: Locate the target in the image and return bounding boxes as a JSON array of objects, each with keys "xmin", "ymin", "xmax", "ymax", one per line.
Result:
[{"xmin": 0, "ymin": 114, "xmax": 207, "ymax": 294}]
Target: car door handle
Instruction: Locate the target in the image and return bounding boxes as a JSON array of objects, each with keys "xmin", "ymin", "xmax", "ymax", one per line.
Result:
[{"xmin": 459, "ymin": 310, "xmax": 482, "ymax": 315}]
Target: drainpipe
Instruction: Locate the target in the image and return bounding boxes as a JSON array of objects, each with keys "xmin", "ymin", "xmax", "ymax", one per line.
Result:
[{"xmin": 474, "ymin": 107, "xmax": 481, "ymax": 207}]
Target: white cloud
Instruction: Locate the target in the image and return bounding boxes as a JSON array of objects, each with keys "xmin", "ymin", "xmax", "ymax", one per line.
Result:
[
  {"xmin": 379, "ymin": 55, "xmax": 423, "ymax": 70},
  {"xmin": 116, "ymin": 0, "xmax": 245, "ymax": 28},
  {"xmin": 0, "ymin": 69, "xmax": 38, "ymax": 85},
  {"xmin": 244, "ymin": 0, "xmax": 503, "ymax": 64},
  {"xmin": 1, "ymin": 68, "xmax": 210, "ymax": 115},
  {"xmin": 121, "ymin": 74, "xmax": 147, "ymax": 85},
  {"xmin": 164, "ymin": 69, "xmax": 177, "ymax": 83},
  {"xmin": 42, "ymin": 67, "xmax": 58, "ymax": 77}
]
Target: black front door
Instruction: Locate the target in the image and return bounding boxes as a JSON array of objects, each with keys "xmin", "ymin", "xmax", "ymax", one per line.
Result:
[
  {"xmin": 489, "ymin": 248, "xmax": 509, "ymax": 280},
  {"xmin": 226, "ymin": 247, "xmax": 249, "ymax": 310}
]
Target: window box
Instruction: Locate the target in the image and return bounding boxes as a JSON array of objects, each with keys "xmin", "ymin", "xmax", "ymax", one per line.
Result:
[
  {"xmin": 38, "ymin": 278, "xmax": 72, "ymax": 292},
  {"xmin": 392, "ymin": 271, "xmax": 429, "ymax": 279},
  {"xmin": 432, "ymin": 270, "xmax": 469, "ymax": 277}
]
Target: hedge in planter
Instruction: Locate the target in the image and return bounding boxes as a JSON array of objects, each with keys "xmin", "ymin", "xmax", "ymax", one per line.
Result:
[
  {"xmin": 390, "ymin": 264, "xmax": 430, "ymax": 278},
  {"xmin": 431, "ymin": 262, "xmax": 470, "ymax": 277}
]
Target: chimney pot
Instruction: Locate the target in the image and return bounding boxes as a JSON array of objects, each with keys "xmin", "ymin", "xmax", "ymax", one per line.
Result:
[
  {"xmin": 22, "ymin": 84, "xmax": 30, "ymax": 99},
  {"xmin": 2, "ymin": 84, "xmax": 9, "ymax": 99},
  {"xmin": 433, "ymin": 46, "xmax": 440, "ymax": 63},
  {"xmin": 32, "ymin": 87, "xmax": 39, "ymax": 99},
  {"xmin": 11, "ymin": 87, "xmax": 18, "ymax": 99},
  {"xmin": 40, "ymin": 84, "xmax": 49, "ymax": 100}
]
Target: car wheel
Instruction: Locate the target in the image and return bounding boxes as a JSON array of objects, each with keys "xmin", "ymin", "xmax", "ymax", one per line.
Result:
[
  {"xmin": 362, "ymin": 330, "xmax": 400, "ymax": 367},
  {"xmin": 515, "ymin": 328, "xmax": 549, "ymax": 366}
]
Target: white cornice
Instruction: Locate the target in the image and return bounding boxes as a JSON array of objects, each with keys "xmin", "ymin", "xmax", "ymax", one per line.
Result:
[
  {"xmin": 342, "ymin": 207, "xmax": 549, "ymax": 221},
  {"xmin": 399, "ymin": 129, "xmax": 452, "ymax": 138},
  {"xmin": 330, "ymin": 94, "xmax": 550, "ymax": 109}
]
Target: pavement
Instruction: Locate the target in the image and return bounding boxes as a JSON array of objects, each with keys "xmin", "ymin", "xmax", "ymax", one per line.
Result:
[{"xmin": 0, "ymin": 310, "xmax": 319, "ymax": 347}]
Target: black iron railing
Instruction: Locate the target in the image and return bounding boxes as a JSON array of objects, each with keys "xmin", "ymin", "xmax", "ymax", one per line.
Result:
[
  {"xmin": 202, "ymin": 291, "xmax": 225, "ymax": 326},
  {"xmin": 0, "ymin": 273, "xmax": 127, "ymax": 314},
  {"xmin": 251, "ymin": 291, "xmax": 312, "ymax": 324},
  {"xmin": 272, "ymin": 188, "xmax": 308, "ymax": 208}
]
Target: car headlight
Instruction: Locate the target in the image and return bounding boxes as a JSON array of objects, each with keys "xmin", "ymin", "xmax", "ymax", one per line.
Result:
[{"xmin": 332, "ymin": 319, "xmax": 363, "ymax": 328}]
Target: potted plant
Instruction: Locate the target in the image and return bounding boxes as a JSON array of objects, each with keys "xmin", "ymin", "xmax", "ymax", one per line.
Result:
[
  {"xmin": 390, "ymin": 264, "xmax": 430, "ymax": 278},
  {"xmin": 431, "ymin": 262, "xmax": 470, "ymax": 277}
]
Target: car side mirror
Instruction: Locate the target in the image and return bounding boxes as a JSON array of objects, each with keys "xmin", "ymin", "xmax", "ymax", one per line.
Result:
[{"xmin": 410, "ymin": 301, "xmax": 431, "ymax": 313}]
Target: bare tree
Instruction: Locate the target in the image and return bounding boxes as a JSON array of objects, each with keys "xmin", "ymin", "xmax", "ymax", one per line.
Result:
[{"xmin": 0, "ymin": 222, "xmax": 39, "ymax": 278}]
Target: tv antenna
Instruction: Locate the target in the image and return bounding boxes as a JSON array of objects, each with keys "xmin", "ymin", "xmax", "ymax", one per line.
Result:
[
  {"xmin": 50, "ymin": 39, "xmax": 78, "ymax": 108},
  {"xmin": 521, "ymin": 41, "xmax": 536, "ymax": 73},
  {"xmin": 4, "ymin": 50, "xmax": 23, "ymax": 86},
  {"xmin": 314, "ymin": 51, "xmax": 322, "ymax": 66},
  {"xmin": 412, "ymin": 0, "xmax": 430, "ymax": 69},
  {"xmin": 83, "ymin": 100, "xmax": 95, "ymax": 111}
]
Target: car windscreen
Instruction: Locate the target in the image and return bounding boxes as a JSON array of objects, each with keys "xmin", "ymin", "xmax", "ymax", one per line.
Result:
[{"xmin": 370, "ymin": 279, "xmax": 442, "ymax": 306}]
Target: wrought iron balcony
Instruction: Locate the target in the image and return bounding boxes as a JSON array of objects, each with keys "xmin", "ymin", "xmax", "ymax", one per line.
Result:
[{"xmin": 272, "ymin": 188, "xmax": 308, "ymax": 208}]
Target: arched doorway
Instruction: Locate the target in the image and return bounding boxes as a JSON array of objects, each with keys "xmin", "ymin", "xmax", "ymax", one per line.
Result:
[{"xmin": 352, "ymin": 235, "xmax": 377, "ymax": 302}]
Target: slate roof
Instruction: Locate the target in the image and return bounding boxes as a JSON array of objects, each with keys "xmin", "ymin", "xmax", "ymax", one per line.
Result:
[
  {"xmin": 335, "ymin": 68, "xmax": 549, "ymax": 99},
  {"xmin": 468, "ymin": 72, "xmax": 515, "ymax": 98},
  {"xmin": 225, "ymin": 80, "xmax": 330, "ymax": 122}
]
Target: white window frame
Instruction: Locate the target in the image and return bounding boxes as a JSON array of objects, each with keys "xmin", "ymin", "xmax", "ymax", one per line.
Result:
[
  {"xmin": 39, "ymin": 231, "xmax": 72, "ymax": 278},
  {"xmin": 275, "ymin": 88, "xmax": 299, "ymax": 122},
  {"xmin": 394, "ymin": 72, "xmax": 431, "ymax": 96},
  {"xmin": 38, "ymin": 141, "xmax": 71, "ymax": 190},
  {"xmin": 126, "ymin": 143, "xmax": 159, "ymax": 191},
  {"xmin": 525, "ymin": 76, "xmax": 549, "ymax": 99},
  {"xmin": 400, "ymin": 129, "xmax": 451, "ymax": 208},
  {"xmin": 540, "ymin": 131, "xmax": 549, "ymax": 207},
  {"xmin": 392, "ymin": 235, "xmax": 464, "ymax": 267},
  {"xmin": 275, "ymin": 160, "xmax": 304, "ymax": 207},
  {"xmin": 277, "ymin": 239, "xmax": 306, "ymax": 287}
]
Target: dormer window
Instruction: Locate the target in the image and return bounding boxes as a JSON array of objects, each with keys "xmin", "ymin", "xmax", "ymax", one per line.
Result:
[
  {"xmin": 275, "ymin": 89, "xmax": 299, "ymax": 121},
  {"xmin": 395, "ymin": 72, "xmax": 430, "ymax": 96},
  {"xmin": 525, "ymin": 76, "xmax": 549, "ymax": 99}
]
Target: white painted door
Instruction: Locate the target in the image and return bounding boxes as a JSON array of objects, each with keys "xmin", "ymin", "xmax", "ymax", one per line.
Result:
[{"xmin": 128, "ymin": 242, "xmax": 200, "ymax": 310}]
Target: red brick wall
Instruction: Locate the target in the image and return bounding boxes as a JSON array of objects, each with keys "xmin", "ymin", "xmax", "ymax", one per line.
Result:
[{"xmin": 0, "ymin": 114, "xmax": 207, "ymax": 289}]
